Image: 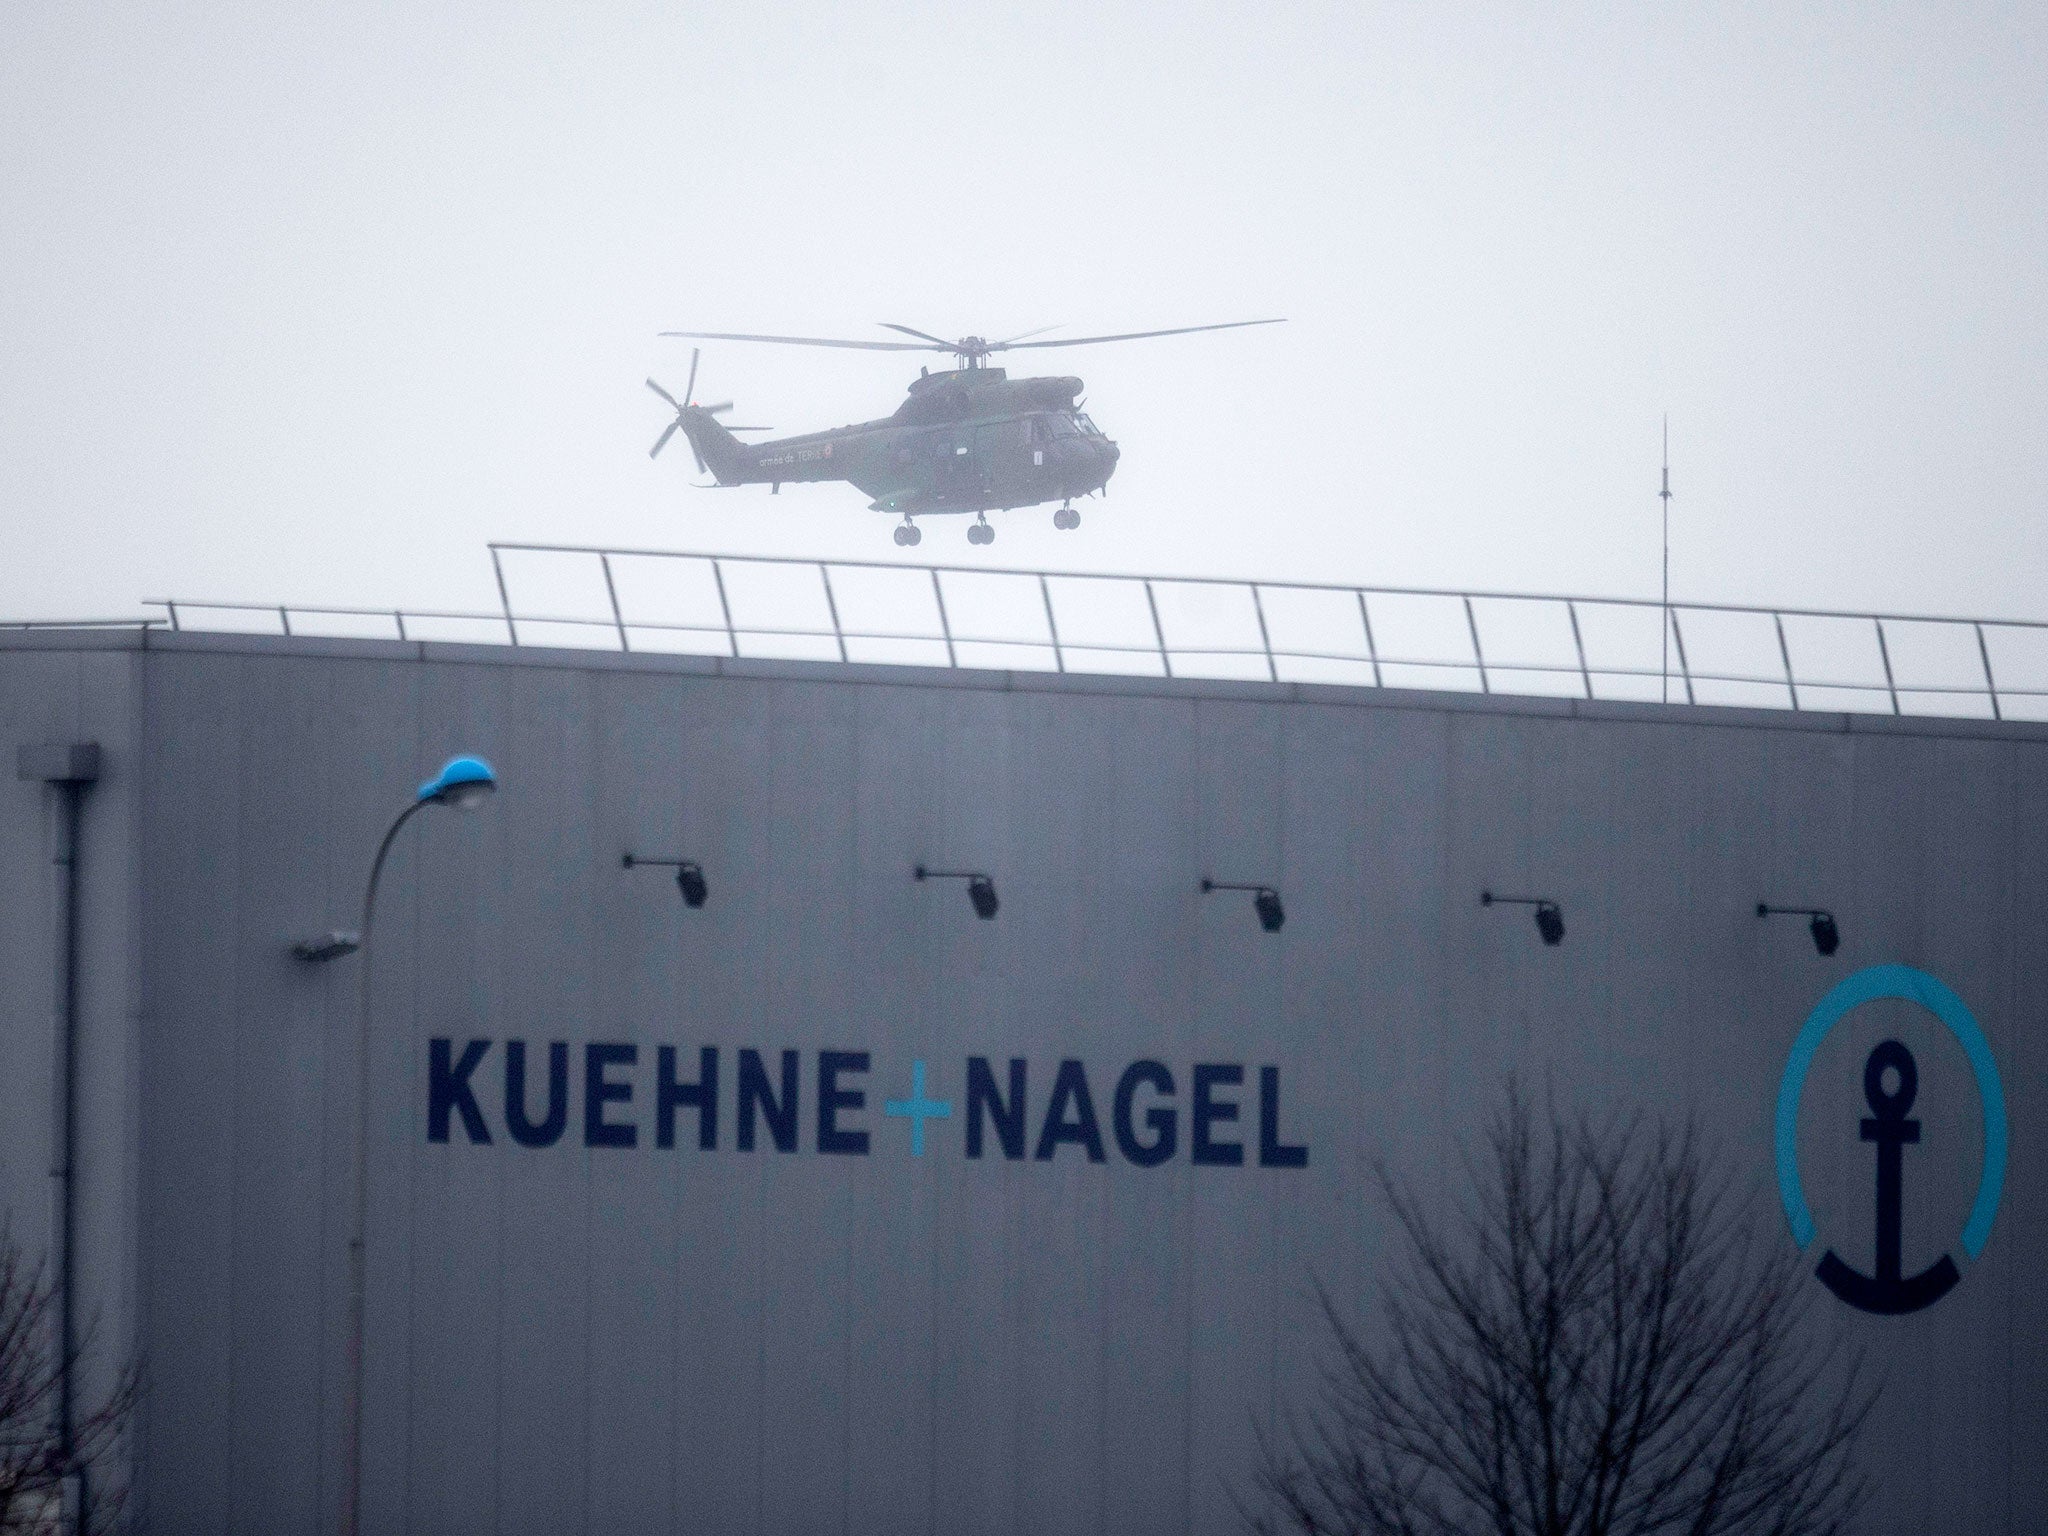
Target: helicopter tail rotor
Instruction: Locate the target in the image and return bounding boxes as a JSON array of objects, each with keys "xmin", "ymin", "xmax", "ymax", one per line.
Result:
[
  {"xmin": 647, "ymin": 349, "xmax": 761, "ymax": 484},
  {"xmin": 646, "ymin": 377, "xmax": 706, "ymax": 472},
  {"xmin": 649, "ymin": 415, "xmax": 688, "ymax": 464},
  {"xmin": 648, "ymin": 348, "xmax": 727, "ymax": 471}
]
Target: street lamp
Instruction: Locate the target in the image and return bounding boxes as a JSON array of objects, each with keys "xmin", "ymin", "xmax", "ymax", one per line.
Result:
[{"xmin": 292, "ymin": 753, "xmax": 497, "ymax": 1536}]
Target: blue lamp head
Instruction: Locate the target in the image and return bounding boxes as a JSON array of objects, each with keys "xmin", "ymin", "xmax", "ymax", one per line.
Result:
[{"xmin": 418, "ymin": 755, "xmax": 498, "ymax": 809}]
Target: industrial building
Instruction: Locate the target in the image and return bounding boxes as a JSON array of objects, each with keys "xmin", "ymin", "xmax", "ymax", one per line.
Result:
[{"xmin": 2, "ymin": 595, "xmax": 2042, "ymax": 1534}]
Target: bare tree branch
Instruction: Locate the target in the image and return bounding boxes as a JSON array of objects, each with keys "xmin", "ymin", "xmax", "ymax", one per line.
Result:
[
  {"xmin": 1251, "ymin": 1086, "xmax": 1871, "ymax": 1536},
  {"xmin": 0, "ymin": 1221, "xmax": 137, "ymax": 1533}
]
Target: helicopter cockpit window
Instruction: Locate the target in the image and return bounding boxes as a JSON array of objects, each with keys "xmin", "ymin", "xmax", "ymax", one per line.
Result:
[
  {"xmin": 1047, "ymin": 414, "xmax": 1079, "ymax": 437},
  {"xmin": 1074, "ymin": 412, "xmax": 1101, "ymax": 436}
]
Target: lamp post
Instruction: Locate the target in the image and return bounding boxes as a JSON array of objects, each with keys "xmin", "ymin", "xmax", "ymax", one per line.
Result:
[{"xmin": 297, "ymin": 754, "xmax": 497, "ymax": 1536}]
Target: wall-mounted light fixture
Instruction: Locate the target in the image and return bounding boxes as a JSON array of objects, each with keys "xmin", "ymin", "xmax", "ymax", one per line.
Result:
[
  {"xmin": 1758, "ymin": 902, "xmax": 1839, "ymax": 956},
  {"xmin": 625, "ymin": 853, "xmax": 709, "ymax": 908},
  {"xmin": 916, "ymin": 865, "xmax": 998, "ymax": 920},
  {"xmin": 1201, "ymin": 878, "xmax": 1285, "ymax": 933},
  {"xmin": 1482, "ymin": 890, "xmax": 1564, "ymax": 946}
]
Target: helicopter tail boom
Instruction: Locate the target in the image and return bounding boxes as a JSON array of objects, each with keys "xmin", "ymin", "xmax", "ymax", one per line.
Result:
[{"xmin": 674, "ymin": 409, "xmax": 753, "ymax": 486}]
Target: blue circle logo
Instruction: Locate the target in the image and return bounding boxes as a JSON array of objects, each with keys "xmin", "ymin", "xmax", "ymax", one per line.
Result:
[{"xmin": 1774, "ymin": 964, "xmax": 2007, "ymax": 1313}]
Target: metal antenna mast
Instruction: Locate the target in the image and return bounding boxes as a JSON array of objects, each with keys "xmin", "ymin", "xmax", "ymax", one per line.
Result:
[{"xmin": 1661, "ymin": 416, "xmax": 1673, "ymax": 703}]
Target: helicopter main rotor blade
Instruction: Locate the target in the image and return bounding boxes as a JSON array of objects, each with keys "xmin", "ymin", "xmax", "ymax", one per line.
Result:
[
  {"xmin": 683, "ymin": 347, "xmax": 700, "ymax": 406},
  {"xmin": 645, "ymin": 377, "xmax": 684, "ymax": 411},
  {"xmin": 661, "ymin": 329, "xmax": 937, "ymax": 352},
  {"xmin": 994, "ymin": 324, "xmax": 1064, "ymax": 346},
  {"xmin": 877, "ymin": 323, "xmax": 958, "ymax": 348},
  {"xmin": 997, "ymin": 318, "xmax": 1286, "ymax": 350}
]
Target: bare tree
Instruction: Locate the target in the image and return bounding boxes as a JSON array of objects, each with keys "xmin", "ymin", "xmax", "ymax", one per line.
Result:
[
  {"xmin": 0, "ymin": 1222, "xmax": 134, "ymax": 1533},
  {"xmin": 1253, "ymin": 1089, "xmax": 1869, "ymax": 1536}
]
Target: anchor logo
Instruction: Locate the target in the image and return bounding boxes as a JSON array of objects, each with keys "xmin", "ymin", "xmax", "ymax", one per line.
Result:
[
  {"xmin": 1774, "ymin": 965, "xmax": 2008, "ymax": 1317},
  {"xmin": 1813, "ymin": 1040, "xmax": 1958, "ymax": 1313}
]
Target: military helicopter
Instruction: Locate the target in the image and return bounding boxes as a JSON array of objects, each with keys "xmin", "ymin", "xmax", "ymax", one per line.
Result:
[{"xmin": 646, "ymin": 319, "xmax": 1283, "ymax": 545}]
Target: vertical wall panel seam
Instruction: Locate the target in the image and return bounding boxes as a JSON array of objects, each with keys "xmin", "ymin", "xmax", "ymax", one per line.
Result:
[
  {"xmin": 2001, "ymin": 742, "xmax": 2018, "ymax": 1534},
  {"xmin": 223, "ymin": 655, "xmax": 249, "ymax": 1533},
  {"xmin": 119, "ymin": 651, "xmax": 148, "ymax": 1530},
  {"xmin": 403, "ymin": 659, "xmax": 427, "ymax": 1536},
  {"xmin": 491, "ymin": 673, "xmax": 510, "ymax": 1536},
  {"xmin": 582, "ymin": 669, "xmax": 599, "ymax": 1536}
]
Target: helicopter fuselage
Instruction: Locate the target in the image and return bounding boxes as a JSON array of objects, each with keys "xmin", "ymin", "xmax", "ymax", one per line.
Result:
[{"xmin": 676, "ymin": 368, "xmax": 1119, "ymax": 517}]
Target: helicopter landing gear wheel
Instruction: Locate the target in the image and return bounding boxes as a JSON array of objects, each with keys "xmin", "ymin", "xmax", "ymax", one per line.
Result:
[
  {"xmin": 1054, "ymin": 506, "xmax": 1080, "ymax": 530},
  {"xmin": 894, "ymin": 519, "xmax": 921, "ymax": 547},
  {"xmin": 968, "ymin": 519, "xmax": 994, "ymax": 546}
]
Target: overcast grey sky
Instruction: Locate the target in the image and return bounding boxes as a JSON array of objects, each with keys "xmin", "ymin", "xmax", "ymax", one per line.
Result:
[{"xmin": 3, "ymin": 4, "xmax": 2043, "ymax": 626}]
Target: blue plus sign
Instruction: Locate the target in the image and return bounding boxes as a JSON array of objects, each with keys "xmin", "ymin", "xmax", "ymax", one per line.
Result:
[{"xmin": 884, "ymin": 1059, "xmax": 953, "ymax": 1155}]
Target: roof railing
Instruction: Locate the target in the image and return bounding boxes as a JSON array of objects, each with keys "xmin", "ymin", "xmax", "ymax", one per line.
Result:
[
  {"xmin": 129, "ymin": 542, "xmax": 2048, "ymax": 725},
  {"xmin": 1, "ymin": 617, "xmax": 164, "ymax": 632}
]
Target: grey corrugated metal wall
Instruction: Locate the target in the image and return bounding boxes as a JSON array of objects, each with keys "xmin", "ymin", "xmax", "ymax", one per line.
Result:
[{"xmin": 2, "ymin": 630, "xmax": 2043, "ymax": 1535}]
